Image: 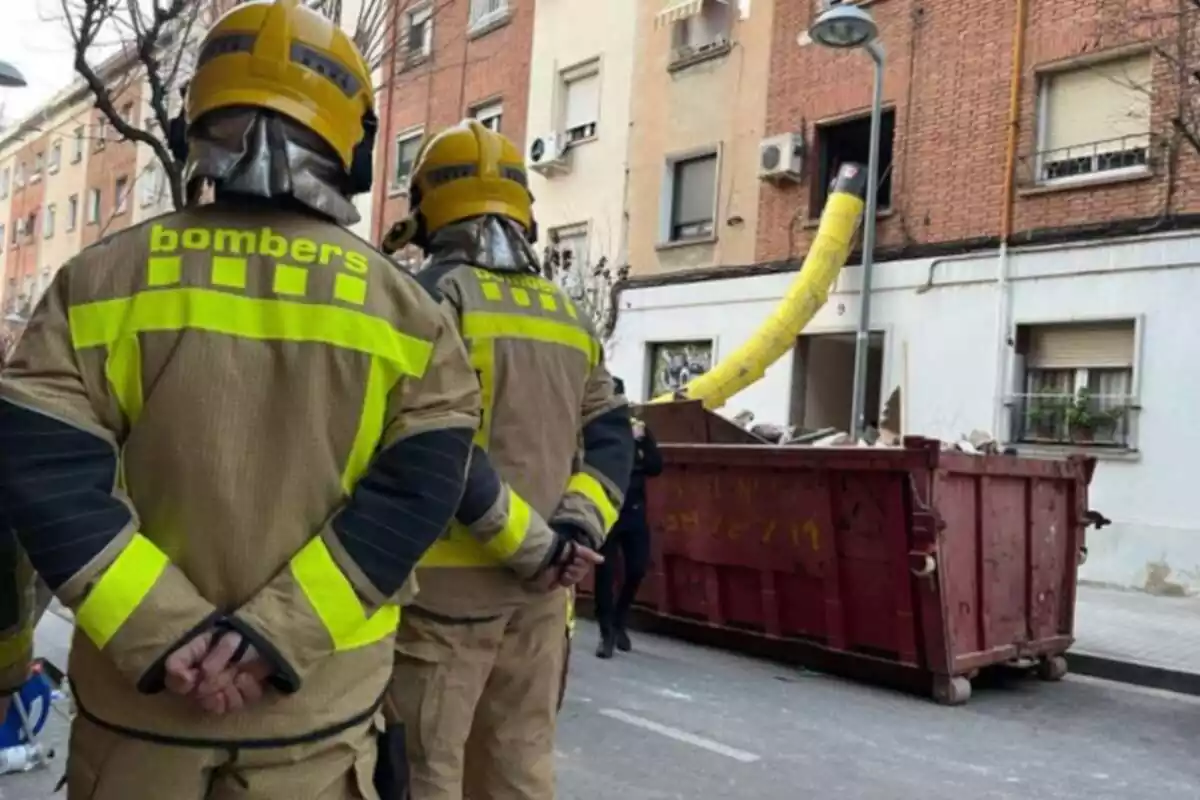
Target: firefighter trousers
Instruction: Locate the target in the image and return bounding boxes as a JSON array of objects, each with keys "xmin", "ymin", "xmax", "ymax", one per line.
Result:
[
  {"xmin": 385, "ymin": 587, "xmax": 568, "ymax": 800},
  {"xmin": 64, "ymin": 712, "xmax": 381, "ymax": 799}
]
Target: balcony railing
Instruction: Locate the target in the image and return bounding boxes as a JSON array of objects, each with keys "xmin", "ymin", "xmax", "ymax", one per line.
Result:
[
  {"xmin": 1010, "ymin": 391, "xmax": 1136, "ymax": 448},
  {"xmin": 1016, "ymin": 134, "xmax": 1158, "ymax": 188}
]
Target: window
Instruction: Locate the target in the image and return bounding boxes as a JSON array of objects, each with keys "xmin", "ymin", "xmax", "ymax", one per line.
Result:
[
  {"xmin": 24, "ymin": 213, "xmax": 35, "ymax": 241},
  {"xmin": 43, "ymin": 204, "xmax": 55, "ymax": 239},
  {"xmin": 87, "ymin": 188, "xmax": 101, "ymax": 224},
  {"xmin": 0, "ymin": 225, "xmax": 5, "ymax": 251},
  {"xmin": 115, "ymin": 176, "xmax": 130, "ymax": 214},
  {"xmin": 392, "ymin": 130, "xmax": 424, "ymax": 190},
  {"xmin": 561, "ymin": 62, "xmax": 600, "ymax": 143},
  {"xmin": 647, "ymin": 340, "xmax": 714, "ymax": 399},
  {"xmin": 37, "ymin": 267, "xmax": 52, "ymax": 302},
  {"xmin": 72, "ymin": 126, "xmax": 85, "ymax": 162},
  {"xmin": 32, "ymin": 152, "xmax": 43, "ymax": 182},
  {"xmin": 0, "ymin": 168, "xmax": 8, "ymax": 199},
  {"xmin": 665, "ymin": 151, "xmax": 718, "ymax": 242},
  {"xmin": 472, "ymin": 100, "xmax": 503, "ymax": 133},
  {"xmin": 67, "ymin": 194, "xmax": 79, "ymax": 232},
  {"xmin": 468, "ymin": 0, "xmax": 508, "ymax": 31},
  {"xmin": 141, "ymin": 164, "xmax": 165, "ymax": 207},
  {"xmin": 120, "ymin": 101, "xmax": 134, "ymax": 125},
  {"xmin": 811, "ymin": 109, "xmax": 895, "ymax": 218},
  {"xmin": 95, "ymin": 117, "xmax": 107, "ymax": 151},
  {"xmin": 664, "ymin": 0, "xmax": 732, "ymax": 60},
  {"xmin": 1013, "ymin": 321, "xmax": 1137, "ymax": 448},
  {"xmin": 406, "ymin": 3, "xmax": 433, "ymax": 58},
  {"xmin": 548, "ymin": 223, "xmax": 590, "ymax": 292},
  {"xmin": 11, "ymin": 220, "xmax": 19, "ymax": 243},
  {"xmin": 14, "ymin": 162, "xmax": 24, "ymax": 189},
  {"xmin": 1034, "ymin": 54, "xmax": 1152, "ymax": 185},
  {"xmin": 49, "ymin": 142, "xmax": 62, "ymax": 174}
]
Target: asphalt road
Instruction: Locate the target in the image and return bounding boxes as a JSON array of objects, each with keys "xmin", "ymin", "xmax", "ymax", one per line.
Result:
[{"xmin": 3, "ymin": 614, "xmax": 1199, "ymax": 799}]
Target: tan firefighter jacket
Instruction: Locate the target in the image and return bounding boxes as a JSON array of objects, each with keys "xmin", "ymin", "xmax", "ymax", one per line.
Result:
[
  {"xmin": 0, "ymin": 202, "xmax": 494, "ymax": 746},
  {"xmin": 411, "ymin": 256, "xmax": 636, "ymax": 616}
]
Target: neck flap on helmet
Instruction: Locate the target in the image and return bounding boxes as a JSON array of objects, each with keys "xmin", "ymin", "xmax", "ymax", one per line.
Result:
[
  {"xmin": 184, "ymin": 108, "xmax": 360, "ymax": 226},
  {"xmin": 425, "ymin": 214, "xmax": 542, "ymax": 276}
]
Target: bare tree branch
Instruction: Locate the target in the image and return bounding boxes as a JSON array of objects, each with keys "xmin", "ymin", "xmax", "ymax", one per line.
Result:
[
  {"xmin": 61, "ymin": 0, "xmax": 201, "ymax": 211},
  {"xmin": 542, "ymin": 234, "xmax": 629, "ymax": 346},
  {"xmin": 1093, "ymin": 0, "xmax": 1200, "ymax": 161}
]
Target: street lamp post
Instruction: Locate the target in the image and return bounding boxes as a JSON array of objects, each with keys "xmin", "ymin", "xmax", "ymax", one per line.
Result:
[{"xmin": 806, "ymin": 4, "xmax": 885, "ymax": 442}]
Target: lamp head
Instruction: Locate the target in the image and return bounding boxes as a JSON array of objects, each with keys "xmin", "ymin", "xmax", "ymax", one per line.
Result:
[
  {"xmin": 0, "ymin": 61, "xmax": 26, "ymax": 88},
  {"xmin": 807, "ymin": 4, "xmax": 878, "ymax": 50}
]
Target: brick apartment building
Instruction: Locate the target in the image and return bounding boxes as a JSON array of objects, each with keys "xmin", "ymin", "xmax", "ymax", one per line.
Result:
[
  {"xmin": 1, "ymin": 0, "xmax": 1195, "ymax": 592},
  {"xmin": 373, "ymin": 0, "xmax": 535, "ymax": 246},
  {"xmin": 608, "ymin": 0, "xmax": 1200, "ymax": 595}
]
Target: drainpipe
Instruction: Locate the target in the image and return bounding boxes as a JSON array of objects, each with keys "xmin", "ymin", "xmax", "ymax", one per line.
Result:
[{"xmin": 993, "ymin": 0, "xmax": 1029, "ymax": 442}]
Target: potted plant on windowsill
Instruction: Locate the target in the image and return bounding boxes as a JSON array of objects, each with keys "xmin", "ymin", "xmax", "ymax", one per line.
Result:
[
  {"xmin": 1065, "ymin": 388, "xmax": 1099, "ymax": 443},
  {"xmin": 1025, "ymin": 402, "xmax": 1062, "ymax": 441}
]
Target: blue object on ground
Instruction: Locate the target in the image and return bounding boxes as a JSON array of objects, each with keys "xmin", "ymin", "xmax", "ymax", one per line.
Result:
[{"xmin": 0, "ymin": 673, "xmax": 52, "ymax": 747}]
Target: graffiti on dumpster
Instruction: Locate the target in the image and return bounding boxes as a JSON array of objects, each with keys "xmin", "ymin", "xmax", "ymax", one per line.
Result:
[
  {"xmin": 760, "ymin": 519, "xmax": 821, "ymax": 551},
  {"xmin": 660, "ymin": 512, "xmax": 822, "ymax": 552}
]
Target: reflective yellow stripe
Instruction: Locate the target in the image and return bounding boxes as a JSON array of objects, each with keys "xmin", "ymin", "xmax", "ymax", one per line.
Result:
[
  {"xmin": 566, "ymin": 589, "xmax": 576, "ymax": 637},
  {"xmin": 0, "ymin": 627, "xmax": 33, "ymax": 669},
  {"xmin": 77, "ymin": 534, "xmax": 169, "ymax": 649},
  {"xmin": 341, "ymin": 357, "xmax": 402, "ymax": 494},
  {"xmin": 69, "ymin": 288, "xmax": 433, "ymax": 378},
  {"xmin": 105, "ymin": 336, "xmax": 144, "ymax": 424},
  {"xmin": 483, "ymin": 490, "xmax": 532, "ymax": 562},
  {"xmin": 568, "ymin": 472, "xmax": 619, "ymax": 533},
  {"xmin": 420, "ymin": 527, "xmax": 499, "ymax": 568},
  {"xmin": 470, "ymin": 339, "xmax": 496, "ymax": 449},
  {"xmin": 291, "ymin": 537, "xmax": 400, "ymax": 651},
  {"xmin": 462, "ymin": 311, "xmax": 599, "ymax": 367}
]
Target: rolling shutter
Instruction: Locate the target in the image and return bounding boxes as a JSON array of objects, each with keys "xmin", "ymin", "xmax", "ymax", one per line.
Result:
[
  {"xmin": 1043, "ymin": 55, "xmax": 1151, "ymax": 156},
  {"xmin": 1027, "ymin": 322, "xmax": 1135, "ymax": 369}
]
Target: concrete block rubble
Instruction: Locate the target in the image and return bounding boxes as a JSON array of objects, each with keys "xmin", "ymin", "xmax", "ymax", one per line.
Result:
[{"xmin": 721, "ymin": 387, "xmax": 1014, "ymax": 454}]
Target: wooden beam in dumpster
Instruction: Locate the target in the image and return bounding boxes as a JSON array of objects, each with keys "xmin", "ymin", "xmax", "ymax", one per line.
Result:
[{"xmin": 633, "ymin": 400, "xmax": 767, "ymax": 444}]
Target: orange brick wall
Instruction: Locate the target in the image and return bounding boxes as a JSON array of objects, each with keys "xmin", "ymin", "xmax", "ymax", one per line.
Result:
[
  {"xmin": 372, "ymin": 0, "xmax": 535, "ymax": 240},
  {"xmin": 757, "ymin": 0, "xmax": 1200, "ymax": 264},
  {"xmin": 4, "ymin": 135, "xmax": 48, "ymax": 306},
  {"xmin": 81, "ymin": 93, "xmax": 141, "ymax": 249}
]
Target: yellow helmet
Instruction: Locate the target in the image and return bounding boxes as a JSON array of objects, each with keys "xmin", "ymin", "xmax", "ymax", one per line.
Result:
[
  {"xmin": 187, "ymin": 0, "xmax": 374, "ymax": 170},
  {"xmin": 409, "ymin": 119, "xmax": 534, "ymax": 235}
]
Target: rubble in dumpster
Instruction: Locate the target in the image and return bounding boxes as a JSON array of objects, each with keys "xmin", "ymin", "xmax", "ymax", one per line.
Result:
[{"xmin": 720, "ymin": 387, "xmax": 1015, "ymax": 454}]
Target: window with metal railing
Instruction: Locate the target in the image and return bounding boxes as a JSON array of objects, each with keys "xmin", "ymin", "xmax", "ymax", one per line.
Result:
[
  {"xmin": 1035, "ymin": 134, "xmax": 1152, "ymax": 184},
  {"xmin": 1029, "ymin": 53, "xmax": 1153, "ymax": 188},
  {"xmin": 1010, "ymin": 321, "xmax": 1139, "ymax": 449}
]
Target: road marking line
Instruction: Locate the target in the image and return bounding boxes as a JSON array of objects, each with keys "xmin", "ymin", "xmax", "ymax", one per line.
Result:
[{"xmin": 598, "ymin": 708, "xmax": 761, "ymax": 763}]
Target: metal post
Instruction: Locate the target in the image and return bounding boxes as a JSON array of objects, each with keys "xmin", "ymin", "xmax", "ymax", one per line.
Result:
[{"xmin": 849, "ymin": 41, "xmax": 885, "ymax": 441}]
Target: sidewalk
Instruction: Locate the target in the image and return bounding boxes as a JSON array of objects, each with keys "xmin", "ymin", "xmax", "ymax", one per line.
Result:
[{"xmin": 1069, "ymin": 584, "xmax": 1200, "ymax": 695}]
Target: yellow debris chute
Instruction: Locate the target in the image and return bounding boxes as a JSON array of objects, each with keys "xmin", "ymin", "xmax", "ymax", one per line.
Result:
[{"xmin": 650, "ymin": 162, "xmax": 868, "ymax": 409}]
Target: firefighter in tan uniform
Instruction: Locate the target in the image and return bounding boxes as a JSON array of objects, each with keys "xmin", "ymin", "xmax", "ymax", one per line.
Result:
[
  {"xmin": 379, "ymin": 120, "xmax": 636, "ymax": 800},
  {"xmin": 0, "ymin": 3, "xmax": 560, "ymax": 797}
]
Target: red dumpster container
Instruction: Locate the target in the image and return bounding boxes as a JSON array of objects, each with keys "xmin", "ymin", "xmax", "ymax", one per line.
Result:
[{"xmin": 601, "ymin": 434, "xmax": 1094, "ymax": 705}]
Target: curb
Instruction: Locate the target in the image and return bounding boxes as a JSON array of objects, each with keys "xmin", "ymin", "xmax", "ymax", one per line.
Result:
[{"xmin": 1067, "ymin": 652, "xmax": 1200, "ymax": 697}]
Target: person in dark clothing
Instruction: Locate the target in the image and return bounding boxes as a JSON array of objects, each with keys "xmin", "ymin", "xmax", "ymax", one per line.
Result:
[{"xmin": 595, "ymin": 378, "xmax": 663, "ymax": 659}]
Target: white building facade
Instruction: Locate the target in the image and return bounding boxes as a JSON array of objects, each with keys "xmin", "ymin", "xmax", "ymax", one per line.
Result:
[
  {"xmin": 610, "ymin": 231, "xmax": 1200, "ymax": 594},
  {"xmin": 524, "ymin": 0, "xmax": 638, "ymax": 273}
]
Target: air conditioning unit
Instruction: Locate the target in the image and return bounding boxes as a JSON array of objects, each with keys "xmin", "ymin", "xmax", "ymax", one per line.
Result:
[
  {"xmin": 527, "ymin": 132, "xmax": 571, "ymax": 176},
  {"xmin": 758, "ymin": 133, "xmax": 805, "ymax": 183}
]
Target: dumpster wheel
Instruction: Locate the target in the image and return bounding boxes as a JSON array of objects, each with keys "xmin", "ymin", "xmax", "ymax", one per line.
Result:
[
  {"xmin": 932, "ymin": 675, "xmax": 972, "ymax": 706},
  {"xmin": 1036, "ymin": 655, "xmax": 1069, "ymax": 682}
]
